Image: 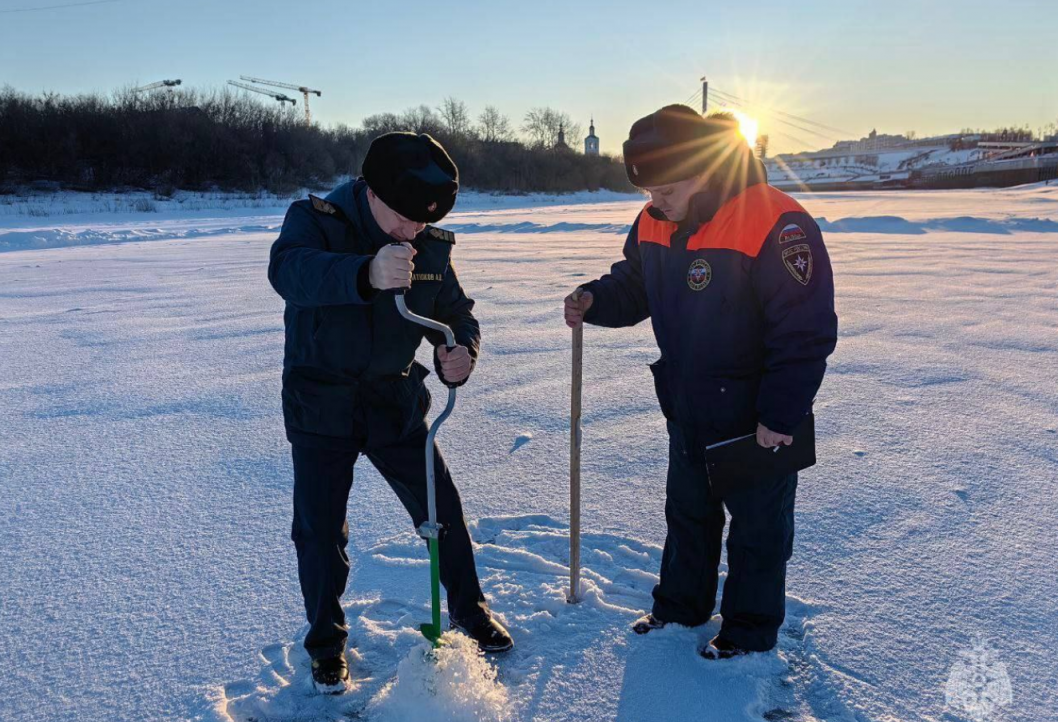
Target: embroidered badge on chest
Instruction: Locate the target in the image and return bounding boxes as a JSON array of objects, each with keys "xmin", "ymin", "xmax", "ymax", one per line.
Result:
[
  {"xmin": 782, "ymin": 244, "xmax": 814, "ymax": 285},
  {"xmin": 687, "ymin": 258, "xmax": 712, "ymax": 291}
]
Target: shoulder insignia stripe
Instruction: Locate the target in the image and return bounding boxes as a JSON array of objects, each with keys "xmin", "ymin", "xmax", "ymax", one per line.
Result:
[
  {"xmin": 427, "ymin": 226, "xmax": 456, "ymax": 244},
  {"xmin": 310, "ymin": 195, "xmax": 337, "ymax": 215}
]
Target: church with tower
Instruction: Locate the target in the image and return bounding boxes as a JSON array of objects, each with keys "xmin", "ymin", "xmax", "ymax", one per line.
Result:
[
  {"xmin": 584, "ymin": 117, "xmax": 599, "ymax": 156},
  {"xmin": 552, "ymin": 117, "xmax": 601, "ymax": 155}
]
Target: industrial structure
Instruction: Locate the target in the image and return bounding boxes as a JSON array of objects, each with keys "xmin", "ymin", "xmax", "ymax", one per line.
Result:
[
  {"xmin": 240, "ymin": 76, "xmax": 322, "ymax": 125},
  {"xmin": 226, "ymin": 80, "xmax": 297, "ymax": 107},
  {"xmin": 132, "ymin": 79, "xmax": 182, "ymax": 93}
]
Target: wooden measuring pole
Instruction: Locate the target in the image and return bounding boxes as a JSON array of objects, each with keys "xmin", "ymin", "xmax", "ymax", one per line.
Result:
[{"xmin": 568, "ymin": 290, "xmax": 584, "ymax": 604}]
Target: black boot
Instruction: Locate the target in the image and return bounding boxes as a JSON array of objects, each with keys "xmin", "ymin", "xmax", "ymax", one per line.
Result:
[
  {"xmin": 311, "ymin": 654, "xmax": 350, "ymax": 694},
  {"xmin": 699, "ymin": 635, "xmax": 751, "ymax": 660},
  {"xmin": 632, "ymin": 614, "xmax": 667, "ymax": 635},
  {"xmin": 450, "ymin": 613, "xmax": 514, "ymax": 653}
]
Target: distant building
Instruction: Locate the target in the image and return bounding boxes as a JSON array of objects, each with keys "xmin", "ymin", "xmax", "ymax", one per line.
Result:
[
  {"xmin": 833, "ymin": 129, "xmax": 908, "ymax": 154},
  {"xmin": 584, "ymin": 117, "xmax": 600, "ymax": 156},
  {"xmin": 555, "ymin": 123, "xmax": 569, "ymax": 151},
  {"xmin": 762, "ymin": 123, "xmax": 1058, "ymax": 190}
]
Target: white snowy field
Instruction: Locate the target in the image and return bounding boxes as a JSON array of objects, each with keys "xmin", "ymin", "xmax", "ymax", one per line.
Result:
[
  {"xmin": 1, "ymin": 184, "xmax": 1056, "ymax": 722},
  {"xmin": 0, "ymin": 187, "xmax": 642, "ymax": 250}
]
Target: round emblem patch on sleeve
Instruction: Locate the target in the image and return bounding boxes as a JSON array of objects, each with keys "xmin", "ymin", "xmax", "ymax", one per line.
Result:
[
  {"xmin": 687, "ymin": 258, "xmax": 712, "ymax": 291},
  {"xmin": 782, "ymin": 244, "xmax": 814, "ymax": 285}
]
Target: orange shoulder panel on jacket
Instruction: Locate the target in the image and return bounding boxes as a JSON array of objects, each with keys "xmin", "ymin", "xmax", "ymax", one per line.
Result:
[
  {"xmin": 687, "ymin": 185, "xmax": 809, "ymax": 257},
  {"xmin": 636, "ymin": 204, "xmax": 678, "ymax": 248}
]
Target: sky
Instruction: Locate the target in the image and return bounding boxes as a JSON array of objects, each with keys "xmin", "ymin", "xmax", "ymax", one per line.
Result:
[{"xmin": 1, "ymin": 0, "xmax": 1056, "ymax": 156}]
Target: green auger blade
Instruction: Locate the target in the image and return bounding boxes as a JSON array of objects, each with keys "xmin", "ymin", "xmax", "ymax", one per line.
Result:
[
  {"xmin": 420, "ymin": 537, "xmax": 443, "ymax": 649},
  {"xmin": 419, "ymin": 622, "xmax": 442, "ymax": 646}
]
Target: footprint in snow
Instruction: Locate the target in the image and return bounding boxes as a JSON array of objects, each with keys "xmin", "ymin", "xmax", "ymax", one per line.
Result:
[
  {"xmin": 510, "ymin": 433, "xmax": 533, "ymax": 453},
  {"xmin": 203, "ymin": 514, "xmax": 829, "ymax": 722}
]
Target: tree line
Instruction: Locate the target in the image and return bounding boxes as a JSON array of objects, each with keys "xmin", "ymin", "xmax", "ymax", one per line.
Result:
[{"xmin": 0, "ymin": 86, "xmax": 632, "ymax": 196}]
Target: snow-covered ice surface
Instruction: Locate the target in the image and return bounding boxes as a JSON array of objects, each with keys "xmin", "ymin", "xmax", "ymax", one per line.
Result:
[
  {"xmin": 0, "ymin": 187, "xmax": 643, "ymax": 251},
  {"xmin": 1, "ymin": 184, "xmax": 1057, "ymax": 722}
]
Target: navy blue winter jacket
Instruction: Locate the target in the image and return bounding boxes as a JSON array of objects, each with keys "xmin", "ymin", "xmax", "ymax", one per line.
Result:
[
  {"xmin": 583, "ymin": 176, "xmax": 837, "ymax": 444},
  {"xmin": 268, "ymin": 178, "xmax": 479, "ymax": 447}
]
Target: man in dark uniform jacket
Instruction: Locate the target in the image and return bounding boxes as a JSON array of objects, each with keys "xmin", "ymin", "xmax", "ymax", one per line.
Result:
[
  {"xmin": 564, "ymin": 106, "xmax": 838, "ymax": 659},
  {"xmin": 268, "ymin": 132, "xmax": 512, "ymax": 694}
]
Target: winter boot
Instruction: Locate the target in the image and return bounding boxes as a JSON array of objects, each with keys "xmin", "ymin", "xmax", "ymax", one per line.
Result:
[
  {"xmin": 450, "ymin": 613, "xmax": 514, "ymax": 653},
  {"xmin": 632, "ymin": 614, "xmax": 667, "ymax": 635},
  {"xmin": 699, "ymin": 635, "xmax": 751, "ymax": 660},
  {"xmin": 311, "ymin": 654, "xmax": 350, "ymax": 694}
]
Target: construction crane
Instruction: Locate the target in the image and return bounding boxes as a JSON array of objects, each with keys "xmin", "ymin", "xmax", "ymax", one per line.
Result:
[
  {"xmin": 240, "ymin": 75, "xmax": 321, "ymax": 125},
  {"xmin": 227, "ymin": 80, "xmax": 297, "ymax": 107},
  {"xmin": 133, "ymin": 79, "xmax": 182, "ymax": 93}
]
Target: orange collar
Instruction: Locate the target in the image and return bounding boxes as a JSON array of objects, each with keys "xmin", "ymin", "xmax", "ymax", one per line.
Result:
[{"xmin": 637, "ymin": 185, "xmax": 807, "ymax": 258}]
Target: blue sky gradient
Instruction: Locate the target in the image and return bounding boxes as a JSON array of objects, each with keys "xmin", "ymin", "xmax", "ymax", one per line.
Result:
[{"xmin": 1, "ymin": 0, "xmax": 1055, "ymax": 154}]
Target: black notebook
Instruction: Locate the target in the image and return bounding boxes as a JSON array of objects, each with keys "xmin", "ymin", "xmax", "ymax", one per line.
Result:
[{"xmin": 703, "ymin": 414, "xmax": 816, "ymax": 497}]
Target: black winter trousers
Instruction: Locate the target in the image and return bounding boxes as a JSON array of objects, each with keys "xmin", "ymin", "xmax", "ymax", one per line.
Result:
[
  {"xmin": 291, "ymin": 422, "xmax": 488, "ymax": 660},
  {"xmin": 651, "ymin": 423, "xmax": 798, "ymax": 652}
]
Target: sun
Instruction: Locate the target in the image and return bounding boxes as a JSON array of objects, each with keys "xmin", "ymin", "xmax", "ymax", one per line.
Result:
[{"xmin": 731, "ymin": 110, "xmax": 759, "ymax": 148}]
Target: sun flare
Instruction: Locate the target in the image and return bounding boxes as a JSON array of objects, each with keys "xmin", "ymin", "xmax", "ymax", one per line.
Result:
[{"xmin": 731, "ymin": 110, "xmax": 759, "ymax": 148}]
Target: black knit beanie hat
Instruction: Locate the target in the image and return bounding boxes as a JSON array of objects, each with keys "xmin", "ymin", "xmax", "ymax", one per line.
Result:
[
  {"xmin": 361, "ymin": 132, "xmax": 459, "ymax": 223},
  {"xmin": 623, "ymin": 105, "xmax": 745, "ymax": 187}
]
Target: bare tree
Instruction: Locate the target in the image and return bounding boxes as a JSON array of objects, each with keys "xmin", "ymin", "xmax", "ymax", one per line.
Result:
[
  {"xmin": 438, "ymin": 97, "xmax": 473, "ymax": 138},
  {"xmin": 0, "ymin": 85, "xmax": 636, "ymax": 196},
  {"xmin": 399, "ymin": 104, "xmax": 443, "ymax": 135},
  {"xmin": 478, "ymin": 105, "xmax": 514, "ymax": 143},
  {"xmin": 361, "ymin": 112, "xmax": 403, "ymax": 135},
  {"xmin": 522, "ymin": 107, "xmax": 582, "ymax": 149}
]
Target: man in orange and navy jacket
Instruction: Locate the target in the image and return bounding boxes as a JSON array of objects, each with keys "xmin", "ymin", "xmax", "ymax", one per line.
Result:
[{"xmin": 564, "ymin": 105, "xmax": 838, "ymax": 659}]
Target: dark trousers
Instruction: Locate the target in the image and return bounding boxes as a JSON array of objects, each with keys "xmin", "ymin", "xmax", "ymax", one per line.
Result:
[
  {"xmin": 651, "ymin": 425, "xmax": 798, "ymax": 652},
  {"xmin": 291, "ymin": 423, "xmax": 488, "ymax": 660}
]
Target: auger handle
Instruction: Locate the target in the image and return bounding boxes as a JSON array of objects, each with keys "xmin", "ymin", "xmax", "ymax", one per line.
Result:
[{"xmin": 390, "ymin": 263, "xmax": 457, "ymax": 649}]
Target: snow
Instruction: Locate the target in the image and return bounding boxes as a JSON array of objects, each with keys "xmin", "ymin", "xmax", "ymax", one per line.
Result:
[
  {"xmin": 197, "ymin": 516, "xmax": 813, "ymax": 722},
  {"xmin": 765, "ymin": 144, "xmax": 986, "ymax": 185},
  {"xmin": 0, "ymin": 186, "xmax": 642, "ymax": 219},
  {"xmin": 0, "ymin": 187, "xmax": 643, "ymax": 252},
  {"xmin": 1, "ymin": 185, "xmax": 1057, "ymax": 722},
  {"xmin": 369, "ymin": 632, "xmax": 510, "ymax": 722}
]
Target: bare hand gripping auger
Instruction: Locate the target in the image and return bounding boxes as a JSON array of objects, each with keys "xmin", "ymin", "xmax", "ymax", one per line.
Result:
[{"xmin": 394, "ymin": 288, "xmax": 457, "ymax": 649}]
